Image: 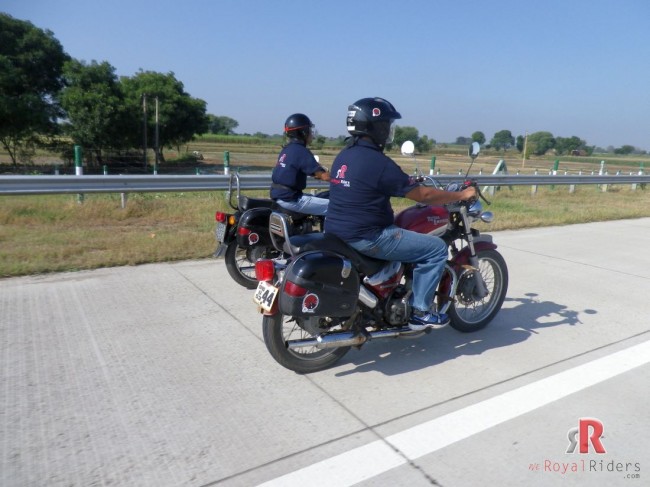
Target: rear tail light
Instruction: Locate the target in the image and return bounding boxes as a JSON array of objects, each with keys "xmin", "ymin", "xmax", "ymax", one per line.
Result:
[
  {"xmin": 238, "ymin": 226, "xmax": 251, "ymax": 236},
  {"xmin": 255, "ymin": 259, "xmax": 276, "ymax": 282},
  {"xmin": 215, "ymin": 211, "xmax": 227, "ymax": 223},
  {"xmin": 284, "ymin": 281, "xmax": 307, "ymax": 297}
]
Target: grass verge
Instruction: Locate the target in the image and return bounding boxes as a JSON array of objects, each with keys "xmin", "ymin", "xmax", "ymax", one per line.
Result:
[{"xmin": 1, "ymin": 184, "xmax": 649, "ymax": 278}]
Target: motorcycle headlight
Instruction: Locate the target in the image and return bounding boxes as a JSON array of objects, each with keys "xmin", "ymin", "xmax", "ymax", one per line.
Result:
[{"xmin": 468, "ymin": 200, "xmax": 483, "ymax": 216}]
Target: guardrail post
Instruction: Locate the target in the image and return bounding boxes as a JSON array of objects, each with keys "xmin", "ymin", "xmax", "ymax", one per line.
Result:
[
  {"xmin": 570, "ymin": 172, "xmax": 579, "ymax": 193},
  {"xmin": 224, "ymin": 151, "xmax": 230, "ymax": 175},
  {"xmin": 633, "ymin": 163, "xmax": 645, "ymax": 191},
  {"xmin": 598, "ymin": 160, "xmax": 606, "ymax": 192},
  {"xmin": 551, "ymin": 159, "xmax": 559, "ymax": 190},
  {"xmin": 531, "ymin": 169, "xmax": 538, "ymax": 195},
  {"xmin": 429, "ymin": 156, "xmax": 436, "ymax": 175},
  {"xmin": 74, "ymin": 145, "xmax": 84, "ymax": 204}
]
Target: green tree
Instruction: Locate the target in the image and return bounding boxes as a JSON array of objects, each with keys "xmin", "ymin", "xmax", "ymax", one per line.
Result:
[
  {"xmin": 527, "ymin": 131, "xmax": 556, "ymax": 155},
  {"xmin": 416, "ymin": 135, "xmax": 434, "ymax": 153},
  {"xmin": 471, "ymin": 131, "xmax": 486, "ymax": 144},
  {"xmin": 60, "ymin": 60, "xmax": 131, "ymax": 166},
  {"xmin": 0, "ymin": 14, "xmax": 69, "ymax": 165},
  {"xmin": 311, "ymin": 135, "xmax": 326, "ymax": 150},
  {"xmin": 516, "ymin": 135, "xmax": 525, "ymax": 152},
  {"xmin": 207, "ymin": 115, "xmax": 239, "ymax": 135},
  {"xmin": 614, "ymin": 145, "xmax": 635, "ymax": 155},
  {"xmin": 393, "ymin": 126, "xmax": 420, "ymax": 148},
  {"xmin": 554, "ymin": 136, "xmax": 586, "ymax": 155},
  {"xmin": 121, "ymin": 70, "xmax": 209, "ymax": 162},
  {"xmin": 490, "ymin": 130, "xmax": 515, "ymax": 151},
  {"xmin": 393, "ymin": 126, "xmax": 434, "ymax": 153}
]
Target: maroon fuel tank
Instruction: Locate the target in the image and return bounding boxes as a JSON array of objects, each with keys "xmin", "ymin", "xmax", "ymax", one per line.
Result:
[{"xmin": 394, "ymin": 204, "xmax": 450, "ymax": 236}]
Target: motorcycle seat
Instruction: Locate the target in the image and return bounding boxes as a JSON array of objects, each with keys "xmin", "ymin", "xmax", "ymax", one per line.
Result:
[
  {"xmin": 289, "ymin": 232, "xmax": 386, "ymax": 276},
  {"xmin": 271, "ymin": 203, "xmax": 313, "ymax": 222},
  {"xmin": 238, "ymin": 195, "xmax": 274, "ymax": 212}
]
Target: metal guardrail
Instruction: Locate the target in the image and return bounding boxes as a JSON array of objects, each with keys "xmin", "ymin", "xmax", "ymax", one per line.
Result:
[{"xmin": 0, "ymin": 173, "xmax": 649, "ymax": 195}]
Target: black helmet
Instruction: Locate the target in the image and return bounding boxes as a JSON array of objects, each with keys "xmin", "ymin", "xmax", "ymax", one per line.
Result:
[
  {"xmin": 284, "ymin": 113, "xmax": 314, "ymax": 142},
  {"xmin": 346, "ymin": 97, "xmax": 402, "ymax": 148}
]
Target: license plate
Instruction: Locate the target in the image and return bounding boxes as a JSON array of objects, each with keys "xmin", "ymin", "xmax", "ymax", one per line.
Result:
[
  {"xmin": 253, "ymin": 281, "xmax": 278, "ymax": 312},
  {"xmin": 215, "ymin": 222, "xmax": 227, "ymax": 242}
]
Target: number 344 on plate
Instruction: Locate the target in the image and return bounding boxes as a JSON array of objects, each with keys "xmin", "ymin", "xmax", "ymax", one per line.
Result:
[{"xmin": 253, "ymin": 281, "xmax": 278, "ymax": 312}]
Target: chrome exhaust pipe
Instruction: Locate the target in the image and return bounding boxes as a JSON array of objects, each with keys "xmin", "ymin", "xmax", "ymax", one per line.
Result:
[{"xmin": 286, "ymin": 327, "xmax": 422, "ymax": 350}]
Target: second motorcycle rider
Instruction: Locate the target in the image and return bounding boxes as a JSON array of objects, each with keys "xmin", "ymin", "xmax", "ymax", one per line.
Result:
[{"xmin": 271, "ymin": 113, "xmax": 330, "ymax": 216}]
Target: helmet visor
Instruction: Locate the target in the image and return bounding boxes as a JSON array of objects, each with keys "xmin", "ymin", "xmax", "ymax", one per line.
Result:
[{"xmin": 386, "ymin": 121, "xmax": 397, "ymax": 145}]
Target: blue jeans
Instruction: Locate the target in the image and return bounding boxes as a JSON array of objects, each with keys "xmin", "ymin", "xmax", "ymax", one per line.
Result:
[
  {"xmin": 348, "ymin": 225, "xmax": 448, "ymax": 312},
  {"xmin": 277, "ymin": 195, "xmax": 329, "ymax": 216}
]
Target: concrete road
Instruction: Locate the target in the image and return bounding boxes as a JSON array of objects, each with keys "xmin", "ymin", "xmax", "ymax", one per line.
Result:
[{"xmin": 2, "ymin": 218, "xmax": 649, "ymax": 487}]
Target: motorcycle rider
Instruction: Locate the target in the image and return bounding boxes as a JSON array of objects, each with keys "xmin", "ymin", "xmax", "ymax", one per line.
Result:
[
  {"xmin": 271, "ymin": 113, "xmax": 330, "ymax": 216},
  {"xmin": 324, "ymin": 97, "xmax": 477, "ymax": 331}
]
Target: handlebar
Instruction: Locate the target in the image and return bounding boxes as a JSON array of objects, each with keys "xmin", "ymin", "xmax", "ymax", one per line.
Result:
[
  {"xmin": 461, "ymin": 179, "xmax": 491, "ymax": 206},
  {"xmin": 416, "ymin": 176, "xmax": 491, "ymax": 206}
]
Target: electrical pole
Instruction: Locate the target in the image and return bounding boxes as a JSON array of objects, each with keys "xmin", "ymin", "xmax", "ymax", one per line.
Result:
[
  {"xmin": 154, "ymin": 96, "xmax": 160, "ymax": 174},
  {"xmin": 143, "ymin": 93, "xmax": 148, "ymax": 170},
  {"xmin": 522, "ymin": 132, "xmax": 528, "ymax": 169}
]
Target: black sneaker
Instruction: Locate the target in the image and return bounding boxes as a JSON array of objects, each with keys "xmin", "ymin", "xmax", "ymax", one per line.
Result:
[{"xmin": 408, "ymin": 310, "xmax": 450, "ymax": 331}]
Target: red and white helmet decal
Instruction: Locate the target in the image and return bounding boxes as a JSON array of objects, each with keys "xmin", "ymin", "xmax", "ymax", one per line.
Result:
[
  {"xmin": 372, "ymin": 108, "xmax": 381, "ymax": 117},
  {"xmin": 248, "ymin": 233, "xmax": 259, "ymax": 245},
  {"xmin": 301, "ymin": 293, "xmax": 320, "ymax": 313}
]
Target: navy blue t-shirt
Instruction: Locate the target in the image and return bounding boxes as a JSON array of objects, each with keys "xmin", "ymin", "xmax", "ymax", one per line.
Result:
[
  {"xmin": 270, "ymin": 140, "xmax": 323, "ymax": 201},
  {"xmin": 324, "ymin": 139, "xmax": 419, "ymax": 242}
]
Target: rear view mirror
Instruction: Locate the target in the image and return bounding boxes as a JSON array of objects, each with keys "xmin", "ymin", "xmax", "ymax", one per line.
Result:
[
  {"xmin": 401, "ymin": 140, "xmax": 415, "ymax": 156},
  {"xmin": 469, "ymin": 142, "xmax": 480, "ymax": 159}
]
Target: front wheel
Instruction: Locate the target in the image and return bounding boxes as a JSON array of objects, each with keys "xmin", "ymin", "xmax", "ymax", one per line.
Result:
[
  {"xmin": 262, "ymin": 313, "xmax": 350, "ymax": 373},
  {"xmin": 448, "ymin": 249, "xmax": 508, "ymax": 332}
]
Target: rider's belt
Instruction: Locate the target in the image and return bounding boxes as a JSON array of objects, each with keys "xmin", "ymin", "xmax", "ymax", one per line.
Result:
[
  {"xmin": 271, "ymin": 183, "xmax": 299, "ymax": 201},
  {"xmin": 271, "ymin": 183, "xmax": 294, "ymax": 191}
]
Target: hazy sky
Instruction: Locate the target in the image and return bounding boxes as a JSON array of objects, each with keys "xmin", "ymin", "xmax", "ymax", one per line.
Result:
[{"xmin": 4, "ymin": 0, "xmax": 649, "ymax": 149}]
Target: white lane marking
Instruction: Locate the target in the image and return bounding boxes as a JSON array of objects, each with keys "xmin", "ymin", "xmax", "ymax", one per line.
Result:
[{"xmin": 258, "ymin": 340, "xmax": 650, "ymax": 486}]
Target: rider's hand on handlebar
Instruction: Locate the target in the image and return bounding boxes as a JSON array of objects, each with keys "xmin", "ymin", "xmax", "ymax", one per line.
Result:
[{"xmin": 460, "ymin": 186, "xmax": 478, "ymax": 202}]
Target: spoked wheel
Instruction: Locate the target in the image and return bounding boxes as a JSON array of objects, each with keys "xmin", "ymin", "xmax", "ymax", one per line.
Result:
[
  {"xmin": 224, "ymin": 242, "xmax": 279, "ymax": 289},
  {"xmin": 448, "ymin": 249, "xmax": 508, "ymax": 332},
  {"xmin": 262, "ymin": 313, "xmax": 350, "ymax": 373}
]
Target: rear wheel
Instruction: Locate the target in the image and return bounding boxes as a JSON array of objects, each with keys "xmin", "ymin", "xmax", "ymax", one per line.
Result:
[
  {"xmin": 224, "ymin": 241, "xmax": 278, "ymax": 289},
  {"xmin": 262, "ymin": 313, "xmax": 350, "ymax": 373},
  {"xmin": 448, "ymin": 249, "xmax": 508, "ymax": 332}
]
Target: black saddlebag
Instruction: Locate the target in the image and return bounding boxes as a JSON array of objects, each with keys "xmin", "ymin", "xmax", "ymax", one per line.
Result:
[
  {"xmin": 279, "ymin": 251, "xmax": 359, "ymax": 317},
  {"xmin": 236, "ymin": 207, "xmax": 273, "ymax": 247}
]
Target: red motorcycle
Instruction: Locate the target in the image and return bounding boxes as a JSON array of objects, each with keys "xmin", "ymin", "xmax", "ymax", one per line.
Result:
[{"xmin": 253, "ymin": 143, "xmax": 508, "ymax": 373}]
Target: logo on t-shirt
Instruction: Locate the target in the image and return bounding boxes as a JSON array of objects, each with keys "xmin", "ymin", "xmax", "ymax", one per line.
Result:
[
  {"xmin": 277, "ymin": 153, "xmax": 287, "ymax": 167},
  {"xmin": 331, "ymin": 164, "xmax": 350, "ymax": 187}
]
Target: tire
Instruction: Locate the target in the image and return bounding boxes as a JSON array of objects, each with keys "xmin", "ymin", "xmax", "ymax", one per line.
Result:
[
  {"xmin": 224, "ymin": 241, "xmax": 260, "ymax": 289},
  {"xmin": 262, "ymin": 313, "xmax": 350, "ymax": 373},
  {"xmin": 448, "ymin": 249, "xmax": 508, "ymax": 333}
]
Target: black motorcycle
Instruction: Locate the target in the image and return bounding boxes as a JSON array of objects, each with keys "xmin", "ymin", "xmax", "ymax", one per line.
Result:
[{"xmin": 214, "ymin": 172, "xmax": 325, "ymax": 289}]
